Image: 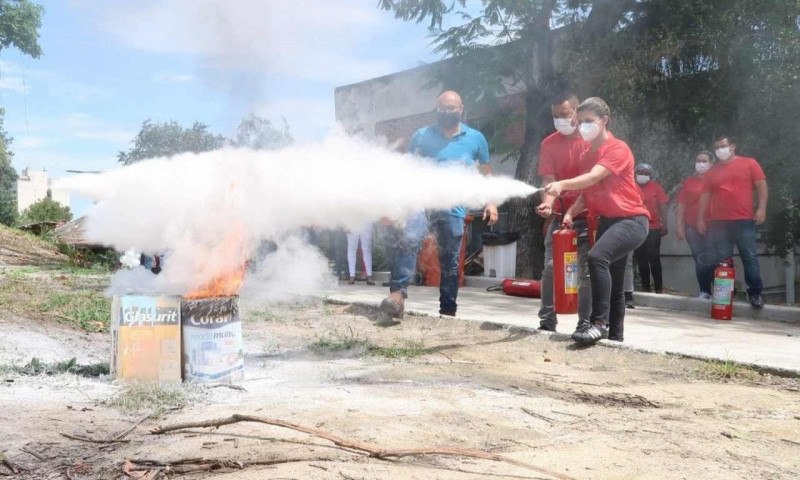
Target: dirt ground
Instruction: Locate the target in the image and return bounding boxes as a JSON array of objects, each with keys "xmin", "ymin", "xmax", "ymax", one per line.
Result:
[{"xmin": 1, "ymin": 270, "xmax": 799, "ymax": 480}]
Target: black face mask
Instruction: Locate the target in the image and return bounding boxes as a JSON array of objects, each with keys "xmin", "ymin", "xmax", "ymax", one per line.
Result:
[{"xmin": 437, "ymin": 111, "xmax": 461, "ymax": 129}]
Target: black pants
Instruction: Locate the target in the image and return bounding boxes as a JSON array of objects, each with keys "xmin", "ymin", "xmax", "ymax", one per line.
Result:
[
  {"xmin": 634, "ymin": 230, "xmax": 663, "ymax": 292},
  {"xmin": 588, "ymin": 216, "xmax": 649, "ymax": 341}
]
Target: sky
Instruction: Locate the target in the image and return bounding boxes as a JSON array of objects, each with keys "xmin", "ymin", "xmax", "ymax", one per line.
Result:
[{"xmin": 0, "ymin": 0, "xmax": 438, "ymax": 216}]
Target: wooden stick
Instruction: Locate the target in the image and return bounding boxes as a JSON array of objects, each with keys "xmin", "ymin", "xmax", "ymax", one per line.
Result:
[
  {"xmin": 521, "ymin": 408, "xmax": 556, "ymax": 424},
  {"xmin": 60, "ymin": 433, "xmax": 130, "ymax": 444},
  {"xmin": 115, "ymin": 412, "xmax": 156, "ymax": 440},
  {"xmin": 151, "ymin": 413, "xmax": 575, "ymax": 480}
]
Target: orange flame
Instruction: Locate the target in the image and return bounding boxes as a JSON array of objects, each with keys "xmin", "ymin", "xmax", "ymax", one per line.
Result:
[{"xmin": 185, "ymin": 224, "xmax": 248, "ymax": 299}]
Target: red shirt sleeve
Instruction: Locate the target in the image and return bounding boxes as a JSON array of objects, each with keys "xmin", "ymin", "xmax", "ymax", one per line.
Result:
[
  {"xmin": 538, "ymin": 141, "xmax": 555, "ymax": 176},
  {"xmin": 748, "ymin": 158, "xmax": 766, "ymax": 182},
  {"xmin": 597, "ymin": 142, "xmax": 630, "ymax": 176}
]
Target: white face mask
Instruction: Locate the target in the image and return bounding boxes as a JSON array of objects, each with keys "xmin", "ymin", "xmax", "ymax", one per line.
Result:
[
  {"xmin": 553, "ymin": 118, "xmax": 576, "ymax": 136},
  {"xmin": 695, "ymin": 162, "xmax": 711, "ymax": 174},
  {"xmin": 715, "ymin": 147, "xmax": 733, "ymax": 161},
  {"xmin": 579, "ymin": 122, "xmax": 601, "ymax": 141},
  {"xmin": 636, "ymin": 175, "xmax": 650, "ymax": 185}
]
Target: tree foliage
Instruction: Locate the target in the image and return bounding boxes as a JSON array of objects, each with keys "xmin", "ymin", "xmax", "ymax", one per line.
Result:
[
  {"xmin": 17, "ymin": 197, "xmax": 71, "ymax": 225},
  {"xmin": 0, "ymin": 109, "xmax": 17, "ymax": 226},
  {"xmin": 380, "ymin": 0, "xmax": 800, "ymax": 271},
  {"xmin": 0, "ymin": 0, "xmax": 44, "ymax": 225},
  {"xmin": 233, "ymin": 113, "xmax": 293, "ymax": 150},
  {"xmin": 118, "ymin": 120, "xmax": 227, "ymax": 165},
  {"xmin": 0, "ymin": 0, "xmax": 44, "ymax": 58}
]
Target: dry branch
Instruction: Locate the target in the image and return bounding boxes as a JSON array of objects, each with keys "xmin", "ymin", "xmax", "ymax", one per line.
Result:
[
  {"xmin": 60, "ymin": 433, "xmax": 130, "ymax": 444},
  {"xmin": 151, "ymin": 413, "xmax": 575, "ymax": 480}
]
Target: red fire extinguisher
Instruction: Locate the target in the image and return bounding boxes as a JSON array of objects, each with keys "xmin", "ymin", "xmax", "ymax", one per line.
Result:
[
  {"xmin": 711, "ymin": 257, "xmax": 735, "ymax": 320},
  {"xmin": 553, "ymin": 227, "xmax": 579, "ymax": 314},
  {"xmin": 492, "ymin": 278, "xmax": 542, "ymax": 298}
]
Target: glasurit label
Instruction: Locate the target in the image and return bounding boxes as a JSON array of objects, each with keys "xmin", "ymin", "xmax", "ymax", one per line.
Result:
[{"xmin": 117, "ymin": 296, "xmax": 180, "ymax": 326}]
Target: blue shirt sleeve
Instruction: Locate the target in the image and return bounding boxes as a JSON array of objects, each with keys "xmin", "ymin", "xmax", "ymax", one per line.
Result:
[
  {"xmin": 476, "ymin": 132, "xmax": 490, "ymax": 165},
  {"xmin": 408, "ymin": 129, "xmax": 423, "ymax": 155}
]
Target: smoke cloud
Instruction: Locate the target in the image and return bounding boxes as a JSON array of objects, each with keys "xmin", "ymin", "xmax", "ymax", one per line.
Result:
[{"xmin": 61, "ymin": 132, "xmax": 536, "ymax": 299}]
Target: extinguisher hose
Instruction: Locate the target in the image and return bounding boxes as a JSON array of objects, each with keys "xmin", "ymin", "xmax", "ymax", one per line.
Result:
[{"xmin": 486, "ymin": 284, "xmax": 503, "ymax": 292}]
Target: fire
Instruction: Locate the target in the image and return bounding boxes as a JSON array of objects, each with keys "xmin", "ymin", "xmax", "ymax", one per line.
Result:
[{"xmin": 185, "ymin": 223, "xmax": 248, "ymax": 299}]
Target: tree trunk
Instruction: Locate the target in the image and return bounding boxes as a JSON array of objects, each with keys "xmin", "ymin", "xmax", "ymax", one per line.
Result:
[{"xmin": 508, "ymin": 91, "xmax": 550, "ymax": 279}]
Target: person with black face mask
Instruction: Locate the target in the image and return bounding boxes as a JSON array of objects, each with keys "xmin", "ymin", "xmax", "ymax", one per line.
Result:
[{"xmin": 379, "ymin": 91, "xmax": 498, "ymax": 322}]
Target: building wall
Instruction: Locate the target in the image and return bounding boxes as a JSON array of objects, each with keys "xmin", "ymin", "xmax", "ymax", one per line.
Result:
[{"xmin": 16, "ymin": 168, "xmax": 71, "ymax": 214}]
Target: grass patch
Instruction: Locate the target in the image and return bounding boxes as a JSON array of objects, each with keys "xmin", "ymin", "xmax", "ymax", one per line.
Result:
[
  {"xmin": 699, "ymin": 359, "xmax": 759, "ymax": 381},
  {"xmin": 368, "ymin": 338, "xmax": 430, "ymax": 359},
  {"xmin": 108, "ymin": 382, "xmax": 199, "ymax": 415},
  {"xmin": 9, "ymin": 357, "xmax": 109, "ymax": 377},
  {"xmin": 0, "ymin": 272, "xmax": 111, "ymax": 332},
  {"xmin": 310, "ymin": 324, "xmax": 371, "ymax": 352}
]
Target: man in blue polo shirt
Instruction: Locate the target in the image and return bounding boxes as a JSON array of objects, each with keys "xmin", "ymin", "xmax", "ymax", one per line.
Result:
[{"xmin": 380, "ymin": 90, "xmax": 498, "ymax": 321}]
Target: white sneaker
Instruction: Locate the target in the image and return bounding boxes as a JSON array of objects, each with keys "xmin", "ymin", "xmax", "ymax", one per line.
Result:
[{"xmin": 696, "ymin": 292, "xmax": 711, "ymax": 300}]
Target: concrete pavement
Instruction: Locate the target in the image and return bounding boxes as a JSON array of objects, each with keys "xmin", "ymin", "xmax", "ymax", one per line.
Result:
[{"xmin": 326, "ymin": 283, "xmax": 800, "ymax": 375}]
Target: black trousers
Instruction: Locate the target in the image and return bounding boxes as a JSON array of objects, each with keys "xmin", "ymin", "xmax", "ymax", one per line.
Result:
[
  {"xmin": 588, "ymin": 215, "xmax": 649, "ymax": 341},
  {"xmin": 634, "ymin": 230, "xmax": 663, "ymax": 292}
]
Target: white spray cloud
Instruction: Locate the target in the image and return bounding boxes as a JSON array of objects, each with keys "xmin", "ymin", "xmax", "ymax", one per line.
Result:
[{"xmin": 61, "ymin": 132, "xmax": 536, "ymax": 298}]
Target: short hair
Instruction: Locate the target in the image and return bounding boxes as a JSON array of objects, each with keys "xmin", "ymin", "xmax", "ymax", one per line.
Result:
[
  {"xmin": 696, "ymin": 150, "xmax": 714, "ymax": 161},
  {"xmin": 577, "ymin": 97, "xmax": 611, "ymax": 118},
  {"xmin": 713, "ymin": 134, "xmax": 736, "ymax": 144},
  {"xmin": 551, "ymin": 91, "xmax": 579, "ymax": 108}
]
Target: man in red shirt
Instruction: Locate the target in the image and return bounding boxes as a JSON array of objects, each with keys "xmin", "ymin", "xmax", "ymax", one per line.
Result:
[
  {"xmin": 633, "ymin": 163, "xmax": 669, "ymax": 293},
  {"xmin": 535, "ymin": 92, "xmax": 591, "ymax": 332},
  {"xmin": 697, "ymin": 135, "xmax": 768, "ymax": 308}
]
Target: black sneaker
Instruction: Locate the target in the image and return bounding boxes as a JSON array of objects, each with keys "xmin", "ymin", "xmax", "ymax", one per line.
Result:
[
  {"xmin": 625, "ymin": 292, "xmax": 635, "ymax": 309},
  {"xmin": 538, "ymin": 323, "xmax": 557, "ymax": 332},
  {"xmin": 571, "ymin": 322, "xmax": 608, "ymax": 345},
  {"xmin": 749, "ymin": 293, "xmax": 765, "ymax": 309},
  {"xmin": 439, "ymin": 309, "xmax": 456, "ymax": 317}
]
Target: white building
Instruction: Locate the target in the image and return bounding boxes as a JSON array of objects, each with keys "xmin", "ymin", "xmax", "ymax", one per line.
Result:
[{"xmin": 16, "ymin": 168, "xmax": 70, "ymax": 214}]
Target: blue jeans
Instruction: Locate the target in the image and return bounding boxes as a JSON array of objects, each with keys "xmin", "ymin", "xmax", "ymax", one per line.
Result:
[
  {"xmin": 539, "ymin": 218, "xmax": 592, "ymax": 328},
  {"xmin": 389, "ymin": 211, "xmax": 464, "ymax": 314},
  {"xmin": 708, "ymin": 220, "xmax": 763, "ymax": 295},
  {"xmin": 684, "ymin": 225, "xmax": 714, "ymax": 295}
]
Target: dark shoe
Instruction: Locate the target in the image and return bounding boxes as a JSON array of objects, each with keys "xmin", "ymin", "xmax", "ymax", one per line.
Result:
[
  {"xmin": 655, "ymin": 288, "xmax": 663, "ymax": 294},
  {"xmin": 749, "ymin": 293, "xmax": 765, "ymax": 309},
  {"xmin": 365, "ymin": 276, "xmax": 375, "ymax": 286},
  {"xmin": 538, "ymin": 323, "xmax": 557, "ymax": 332},
  {"xmin": 608, "ymin": 334, "xmax": 624, "ymax": 342},
  {"xmin": 379, "ymin": 292, "xmax": 405, "ymax": 319},
  {"xmin": 571, "ymin": 322, "xmax": 608, "ymax": 345},
  {"xmin": 439, "ymin": 309, "xmax": 456, "ymax": 317},
  {"xmin": 347, "ymin": 277, "xmax": 356, "ymax": 285},
  {"xmin": 625, "ymin": 292, "xmax": 635, "ymax": 309}
]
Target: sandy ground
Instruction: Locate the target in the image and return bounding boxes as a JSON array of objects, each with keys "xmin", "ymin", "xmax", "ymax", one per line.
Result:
[{"xmin": 1, "ymin": 293, "xmax": 799, "ymax": 480}]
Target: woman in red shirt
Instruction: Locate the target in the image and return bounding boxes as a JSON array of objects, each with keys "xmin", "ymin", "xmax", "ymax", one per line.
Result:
[
  {"xmin": 675, "ymin": 151, "xmax": 714, "ymax": 298},
  {"xmin": 545, "ymin": 97, "xmax": 649, "ymax": 345}
]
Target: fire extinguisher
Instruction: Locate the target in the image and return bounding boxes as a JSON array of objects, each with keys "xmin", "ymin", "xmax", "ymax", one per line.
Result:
[
  {"xmin": 488, "ymin": 278, "xmax": 542, "ymax": 298},
  {"xmin": 553, "ymin": 227, "xmax": 579, "ymax": 314},
  {"xmin": 711, "ymin": 257, "xmax": 735, "ymax": 320}
]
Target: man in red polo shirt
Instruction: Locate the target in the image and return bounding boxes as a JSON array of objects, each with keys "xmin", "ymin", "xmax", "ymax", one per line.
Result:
[
  {"xmin": 697, "ymin": 135, "xmax": 768, "ymax": 308},
  {"xmin": 633, "ymin": 163, "xmax": 669, "ymax": 293},
  {"xmin": 535, "ymin": 92, "xmax": 591, "ymax": 332}
]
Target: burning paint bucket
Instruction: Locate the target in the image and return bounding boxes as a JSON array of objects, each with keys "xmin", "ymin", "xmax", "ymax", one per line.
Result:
[
  {"xmin": 181, "ymin": 296, "xmax": 244, "ymax": 383},
  {"xmin": 111, "ymin": 295, "xmax": 182, "ymax": 382}
]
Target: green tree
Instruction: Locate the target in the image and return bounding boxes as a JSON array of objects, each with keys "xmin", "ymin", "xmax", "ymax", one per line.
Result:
[
  {"xmin": 17, "ymin": 197, "xmax": 71, "ymax": 225},
  {"xmin": 0, "ymin": 0, "xmax": 44, "ymax": 225},
  {"xmin": 0, "ymin": 109, "xmax": 18, "ymax": 226},
  {"xmin": 233, "ymin": 113, "xmax": 293, "ymax": 150},
  {"xmin": 118, "ymin": 120, "xmax": 227, "ymax": 165}
]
